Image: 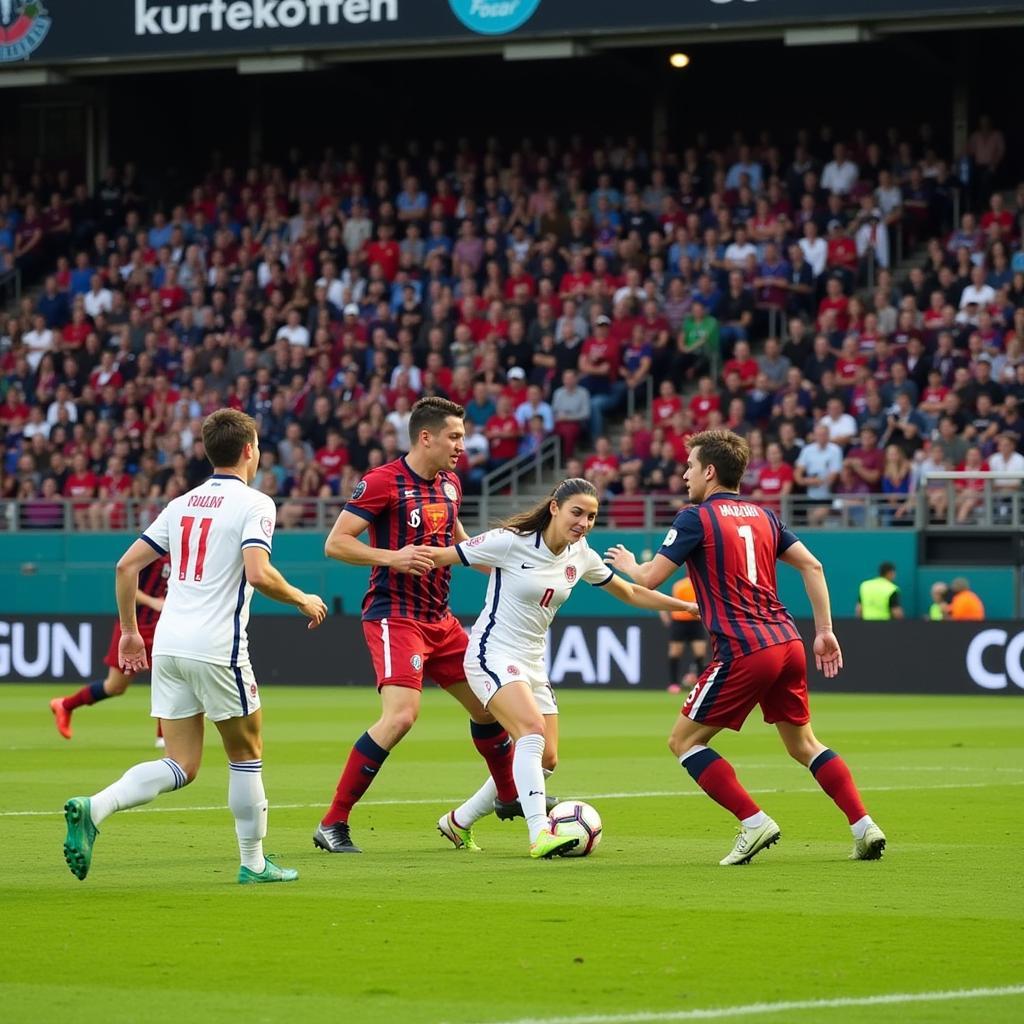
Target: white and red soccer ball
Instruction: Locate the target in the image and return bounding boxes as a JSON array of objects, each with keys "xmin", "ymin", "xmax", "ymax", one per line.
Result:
[{"xmin": 547, "ymin": 800, "xmax": 602, "ymax": 856}]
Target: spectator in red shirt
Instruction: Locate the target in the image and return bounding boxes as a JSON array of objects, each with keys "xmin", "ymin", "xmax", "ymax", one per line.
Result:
[
  {"xmin": 583, "ymin": 435, "xmax": 620, "ymax": 491},
  {"xmin": 688, "ymin": 375, "xmax": 721, "ymax": 430},
  {"xmin": 365, "ymin": 222, "xmax": 400, "ymax": 281},
  {"xmin": 753, "ymin": 441, "xmax": 795, "ymax": 511},
  {"xmin": 652, "ymin": 379, "xmax": 683, "ymax": 426},
  {"xmin": 157, "ymin": 265, "xmax": 187, "ymax": 315},
  {"xmin": 721, "ymin": 339, "xmax": 759, "ymax": 391},
  {"xmin": 485, "ymin": 394, "xmax": 520, "ymax": 467},
  {"xmin": 844, "ymin": 426, "xmax": 885, "ymax": 490},
  {"xmin": 817, "ymin": 276, "xmax": 851, "ymax": 333},
  {"xmin": 579, "ymin": 314, "xmax": 626, "ymax": 439},
  {"xmin": 63, "ymin": 452, "xmax": 99, "ymax": 529},
  {"xmin": 826, "ymin": 220, "xmax": 858, "ymax": 292},
  {"xmin": 315, "ymin": 427, "xmax": 350, "ymax": 493},
  {"xmin": 609, "ymin": 472, "xmax": 647, "ymax": 528}
]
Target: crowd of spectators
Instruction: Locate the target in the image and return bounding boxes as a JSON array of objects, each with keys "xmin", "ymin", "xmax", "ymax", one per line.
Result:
[{"xmin": 1, "ymin": 118, "xmax": 1023, "ymax": 531}]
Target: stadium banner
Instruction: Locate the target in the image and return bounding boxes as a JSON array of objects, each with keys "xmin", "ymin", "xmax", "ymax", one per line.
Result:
[
  {"xmin": 3, "ymin": 1, "xmax": 1024, "ymax": 67},
  {"xmin": 3, "ymin": 615, "xmax": 1024, "ymax": 694}
]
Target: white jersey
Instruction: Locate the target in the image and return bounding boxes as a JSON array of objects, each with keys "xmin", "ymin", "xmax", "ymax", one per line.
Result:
[
  {"xmin": 456, "ymin": 529, "xmax": 613, "ymax": 662},
  {"xmin": 141, "ymin": 473, "xmax": 276, "ymax": 668}
]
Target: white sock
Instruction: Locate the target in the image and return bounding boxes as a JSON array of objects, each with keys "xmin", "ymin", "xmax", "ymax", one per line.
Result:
[
  {"xmin": 851, "ymin": 814, "xmax": 875, "ymax": 840},
  {"xmin": 452, "ymin": 776, "xmax": 497, "ymax": 828},
  {"xmin": 229, "ymin": 760, "xmax": 267, "ymax": 871},
  {"xmin": 742, "ymin": 811, "xmax": 768, "ymax": 828},
  {"xmin": 90, "ymin": 757, "xmax": 186, "ymax": 825},
  {"xmin": 513, "ymin": 733, "xmax": 547, "ymax": 843}
]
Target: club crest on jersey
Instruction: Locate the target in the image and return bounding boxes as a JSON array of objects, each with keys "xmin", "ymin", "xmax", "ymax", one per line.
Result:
[
  {"xmin": 565, "ymin": 565, "xmax": 577, "ymax": 583},
  {"xmin": 249, "ymin": 683, "xmax": 258, "ymax": 698},
  {"xmin": 351, "ymin": 480, "xmax": 367, "ymax": 500},
  {"xmin": 260, "ymin": 516, "xmax": 273, "ymax": 538},
  {"xmin": 160, "ymin": 562, "xmax": 171, "ymax": 579},
  {"xmin": 410, "ymin": 654, "xmax": 423, "ymax": 671},
  {"xmin": 443, "ymin": 481, "xmax": 458, "ymax": 501}
]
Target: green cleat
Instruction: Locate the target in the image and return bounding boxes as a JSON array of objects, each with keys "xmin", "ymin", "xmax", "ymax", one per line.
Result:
[
  {"xmin": 529, "ymin": 828, "xmax": 579, "ymax": 859},
  {"xmin": 237, "ymin": 854, "xmax": 298, "ymax": 885},
  {"xmin": 437, "ymin": 811, "xmax": 483, "ymax": 852},
  {"xmin": 63, "ymin": 797, "xmax": 98, "ymax": 881}
]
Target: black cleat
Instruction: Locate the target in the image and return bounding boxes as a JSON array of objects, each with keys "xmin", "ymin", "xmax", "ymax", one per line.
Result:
[
  {"xmin": 494, "ymin": 794, "xmax": 560, "ymax": 821},
  {"xmin": 313, "ymin": 821, "xmax": 362, "ymax": 853}
]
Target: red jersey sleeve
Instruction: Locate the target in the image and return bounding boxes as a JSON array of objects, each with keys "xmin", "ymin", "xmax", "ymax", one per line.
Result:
[{"xmin": 345, "ymin": 467, "xmax": 393, "ymax": 523}]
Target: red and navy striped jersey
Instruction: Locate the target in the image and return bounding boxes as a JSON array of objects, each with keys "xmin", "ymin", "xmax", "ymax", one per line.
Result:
[
  {"xmin": 345, "ymin": 456, "xmax": 463, "ymax": 623},
  {"xmin": 658, "ymin": 493, "xmax": 802, "ymax": 663},
  {"xmin": 137, "ymin": 554, "xmax": 171, "ymax": 632}
]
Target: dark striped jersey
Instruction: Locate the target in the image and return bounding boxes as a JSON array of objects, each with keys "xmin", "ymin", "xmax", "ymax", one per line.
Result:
[
  {"xmin": 345, "ymin": 456, "xmax": 463, "ymax": 622},
  {"xmin": 137, "ymin": 554, "xmax": 171, "ymax": 632},
  {"xmin": 658, "ymin": 493, "xmax": 802, "ymax": 663}
]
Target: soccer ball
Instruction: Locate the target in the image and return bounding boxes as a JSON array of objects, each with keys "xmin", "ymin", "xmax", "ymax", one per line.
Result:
[{"xmin": 547, "ymin": 800, "xmax": 602, "ymax": 857}]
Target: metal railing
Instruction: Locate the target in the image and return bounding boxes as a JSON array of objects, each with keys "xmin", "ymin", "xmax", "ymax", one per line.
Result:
[
  {"xmin": 625, "ymin": 376, "xmax": 655, "ymax": 424},
  {"xmin": 3, "ymin": 478, "xmax": 1023, "ymax": 535}
]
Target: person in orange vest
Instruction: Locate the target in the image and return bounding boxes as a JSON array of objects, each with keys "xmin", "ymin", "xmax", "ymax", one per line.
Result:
[
  {"xmin": 945, "ymin": 577, "xmax": 985, "ymax": 620},
  {"xmin": 662, "ymin": 576, "xmax": 707, "ymax": 691}
]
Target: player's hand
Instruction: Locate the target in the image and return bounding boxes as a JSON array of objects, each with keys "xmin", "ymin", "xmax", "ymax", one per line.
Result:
[
  {"xmin": 813, "ymin": 629, "xmax": 844, "ymax": 678},
  {"xmin": 298, "ymin": 593, "xmax": 328, "ymax": 629},
  {"xmin": 390, "ymin": 544, "xmax": 435, "ymax": 576},
  {"xmin": 677, "ymin": 601, "xmax": 700, "ymax": 617},
  {"xmin": 118, "ymin": 630, "xmax": 148, "ymax": 674},
  {"xmin": 604, "ymin": 543, "xmax": 639, "ymax": 576}
]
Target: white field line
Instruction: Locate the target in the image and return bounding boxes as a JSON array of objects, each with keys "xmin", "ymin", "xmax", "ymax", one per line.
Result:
[
  {"xmin": 463, "ymin": 984, "xmax": 1024, "ymax": 1024},
  {"xmin": 3, "ymin": 778, "xmax": 1022, "ymax": 818}
]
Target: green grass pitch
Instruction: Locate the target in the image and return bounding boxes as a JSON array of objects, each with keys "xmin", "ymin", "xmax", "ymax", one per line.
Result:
[{"xmin": 2, "ymin": 685, "xmax": 1022, "ymax": 1024}]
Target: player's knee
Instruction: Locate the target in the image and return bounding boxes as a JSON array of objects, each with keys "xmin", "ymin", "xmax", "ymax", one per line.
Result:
[
  {"xmin": 386, "ymin": 706, "xmax": 419, "ymax": 738},
  {"xmin": 107, "ymin": 677, "xmax": 130, "ymax": 696},
  {"xmin": 786, "ymin": 739, "xmax": 818, "ymax": 766},
  {"xmin": 667, "ymin": 733, "xmax": 683, "ymax": 757}
]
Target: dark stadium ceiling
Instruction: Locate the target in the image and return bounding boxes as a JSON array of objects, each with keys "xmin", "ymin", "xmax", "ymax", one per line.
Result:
[{"xmin": 0, "ymin": 0, "xmax": 1023, "ymax": 84}]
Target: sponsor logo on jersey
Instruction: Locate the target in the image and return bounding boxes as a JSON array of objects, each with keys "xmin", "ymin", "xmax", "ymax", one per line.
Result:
[
  {"xmin": 565, "ymin": 565, "xmax": 577, "ymax": 583},
  {"xmin": 351, "ymin": 480, "xmax": 367, "ymax": 500},
  {"xmin": 467, "ymin": 534, "xmax": 485, "ymax": 547},
  {"xmin": 411, "ymin": 654, "xmax": 423, "ymax": 671},
  {"xmin": 410, "ymin": 502, "xmax": 448, "ymax": 533},
  {"xmin": 507, "ymin": 664, "xmax": 520, "ymax": 676},
  {"xmin": 260, "ymin": 516, "xmax": 273, "ymax": 537},
  {"xmin": 443, "ymin": 481, "xmax": 459, "ymax": 501}
]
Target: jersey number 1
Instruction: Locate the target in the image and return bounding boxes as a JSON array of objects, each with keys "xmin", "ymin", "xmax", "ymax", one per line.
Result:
[
  {"xmin": 736, "ymin": 524, "xmax": 758, "ymax": 585},
  {"xmin": 179, "ymin": 516, "xmax": 213, "ymax": 582}
]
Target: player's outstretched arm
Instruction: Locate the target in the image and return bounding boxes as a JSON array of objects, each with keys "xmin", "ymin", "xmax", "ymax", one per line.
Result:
[
  {"xmin": 325, "ymin": 509, "xmax": 433, "ymax": 576},
  {"xmin": 115, "ymin": 538, "xmax": 161, "ymax": 673},
  {"xmin": 601, "ymin": 573, "xmax": 699, "ymax": 616},
  {"xmin": 604, "ymin": 544, "xmax": 678, "ymax": 590},
  {"xmin": 780, "ymin": 541, "xmax": 843, "ymax": 678},
  {"xmin": 243, "ymin": 547, "xmax": 327, "ymax": 630}
]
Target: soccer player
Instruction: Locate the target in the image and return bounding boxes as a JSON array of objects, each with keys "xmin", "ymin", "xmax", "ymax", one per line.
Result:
[
  {"xmin": 605, "ymin": 429, "xmax": 886, "ymax": 865},
  {"xmin": 663, "ymin": 575, "xmax": 707, "ymax": 689},
  {"xmin": 50, "ymin": 554, "xmax": 171, "ymax": 744},
  {"xmin": 427, "ymin": 478, "xmax": 697, "ymax": 858},
  {"xmin": 62, "ymin": 410, "xmax": 327, "ymax": 884},
  {"xmin": 314, "ymin": 397, "xmax": 522, "ymax": 854}
]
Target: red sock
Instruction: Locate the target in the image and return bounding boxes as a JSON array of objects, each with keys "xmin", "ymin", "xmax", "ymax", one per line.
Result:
[
  {"xmin": 62, "ymin": 682, "xmax": 105, "ymax": 712},
  {"xmin": 810, "ymin": 750, "xmax": 867, "ymax": 824},
  {"xmin": 322, "ymin": 732, "xmax": 389, "ymax": 827},
  {"xmin": 471, "ymin": 721, "xmax": 518, "ymax": 803},
  {"xmin": 682, "ymin": 748, "xmax": 760, "ymax": 821}
]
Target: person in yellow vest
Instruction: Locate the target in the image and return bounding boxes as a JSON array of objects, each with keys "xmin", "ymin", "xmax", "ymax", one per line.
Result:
[
  {"xmin": 661, "ymin": 576, "xmax": 707, "ymax": 691},
  {"xmin": 855, "ymin": 562, "xmax": 904, "ymax": 621},
  {"xmin": 928, "ymin": 581, "xmax": 949, "ymax": 621}
]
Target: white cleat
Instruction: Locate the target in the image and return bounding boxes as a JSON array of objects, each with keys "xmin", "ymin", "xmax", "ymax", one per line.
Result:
[
  {"xmin": 719, "ymin": 816, "xmax": 781, "ymax": 865},
  {"xmin": 850, "ymin": 823, "xmax": 886, "ymax": 861}
]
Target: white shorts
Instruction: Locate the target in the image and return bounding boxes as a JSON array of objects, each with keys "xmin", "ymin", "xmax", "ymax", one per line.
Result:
[
  {"xmin": 151, "ymin": 655, "xmax": 261, "ymax": 722},
  {"xmin": 464, "ymin": 647, "xmax": 558, "ymax": 716}
]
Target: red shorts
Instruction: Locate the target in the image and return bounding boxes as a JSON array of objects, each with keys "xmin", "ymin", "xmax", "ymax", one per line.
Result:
[
  {"xmin": 682, "ymin": 639, "xmax": 810, "ymax": 731},
  {"xmin": 104, "ymin": 621, "xmax": 155, "ymax": 671},
  {"xmin": 362, "ymin": 613, "xmax": 469, "ymax": 691}
]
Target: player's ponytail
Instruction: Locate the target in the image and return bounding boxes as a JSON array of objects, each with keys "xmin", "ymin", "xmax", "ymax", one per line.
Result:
[{"xmin": 498, "ymin": 477, "xmax": 598, "ymax": 535}]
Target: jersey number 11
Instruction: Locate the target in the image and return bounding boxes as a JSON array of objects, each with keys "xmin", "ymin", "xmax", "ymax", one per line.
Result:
[{"xmin": 179, "ymin": 516, "xmax": 213, "ymax": 582}]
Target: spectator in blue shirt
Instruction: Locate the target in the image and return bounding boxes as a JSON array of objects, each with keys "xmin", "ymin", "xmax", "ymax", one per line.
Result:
[
  {"xmin": 725, "ymin": 145, "xmax": 764, "ymax": 192},
  {"xmin": 37, "ymin": 276, "xmax": 70, "ymax": 328}
]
